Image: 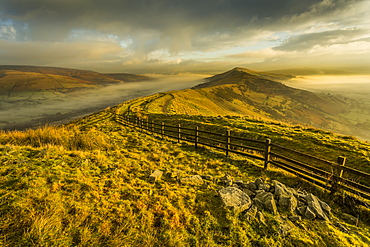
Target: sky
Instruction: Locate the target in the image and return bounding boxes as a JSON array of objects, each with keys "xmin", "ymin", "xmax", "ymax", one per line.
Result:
[{"xmin": 0, "ymin": 0, "xmax": 370, "ymax": 74}]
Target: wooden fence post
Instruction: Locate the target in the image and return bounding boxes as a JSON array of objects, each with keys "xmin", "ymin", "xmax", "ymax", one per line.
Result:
[
  {"xmin": 161, "ymin": 122, "xmax": 164, "ymax": 139},
  {"xmin": 146, "ymin": 119, "xmax": 149, "ymax": 131},
  {"xmin": 195, "ymin": 126, "xmax": 199, "ymax": 148},
  {"xmin": 331, "ymin": 156, "xmax": 346, "ymax": 193},
  {"xmin": 226, "ymin": 130, "xmax": 231, "ymax": 156},
  {"xmin": 151, "ymin": 121, "xmax": 154, "ymax": 133},
  {"xmin": 178, "ymin": 124, "xmax": 181, "ymax": 143},
  {"xmin": 264, "ymin": 138, "xmax": 271, "ymax": 170}
]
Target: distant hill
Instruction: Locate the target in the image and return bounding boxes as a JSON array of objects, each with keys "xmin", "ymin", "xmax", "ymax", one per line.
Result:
[
  {"xmin": 0, "ymin": 65, "xmax": 151, "ymax": 94},
  {"xmin": 104, "ymin": 73, "xmax": 152, "ymax": 82},
  {"xmin": 121, "ymin": 67, "xmax": 359, "ymax": 138}
]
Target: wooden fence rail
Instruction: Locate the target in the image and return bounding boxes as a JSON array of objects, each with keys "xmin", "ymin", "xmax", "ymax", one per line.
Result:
[{"xmin": 115, "ymin": 114, "xmax": 370, "ymax": 202}]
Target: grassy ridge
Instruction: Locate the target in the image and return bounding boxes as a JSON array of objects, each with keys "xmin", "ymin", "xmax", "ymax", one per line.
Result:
[{"xmin": 1, "ymin": 108, "xmax": 370, "ymax": 246}]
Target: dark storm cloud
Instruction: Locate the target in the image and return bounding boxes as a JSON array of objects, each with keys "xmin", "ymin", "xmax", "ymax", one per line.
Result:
[
  {"xmin": 0, "ymin": 0, "xmax": 369, "ymax": 73},
  {"xmin": 0, "ymin": 0, "xmax": 359, "ymax": 43}
]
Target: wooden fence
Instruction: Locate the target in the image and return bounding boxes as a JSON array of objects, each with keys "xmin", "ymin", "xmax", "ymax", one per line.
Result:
[{"xmin": 116, "ymin": 114, "xmax": 370, "ymax": 202}]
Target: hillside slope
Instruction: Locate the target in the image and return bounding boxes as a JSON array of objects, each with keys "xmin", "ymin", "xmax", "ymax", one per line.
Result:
[
  {"xmin": 0, "ymin": 65, "xmax": 150, "ymax": 95},
  {"xmin": 122, "ymin": 67, "xmax": 362, "ymax": 138},
  {"xmin": 0, "ymin": 108, "xmax": 370, "ymax": 246}
]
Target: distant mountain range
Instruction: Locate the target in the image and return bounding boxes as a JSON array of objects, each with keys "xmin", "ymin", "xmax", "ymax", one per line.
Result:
[{"xmin": 0, "ymin": 65, "xmax": 151, "ymax": 94}]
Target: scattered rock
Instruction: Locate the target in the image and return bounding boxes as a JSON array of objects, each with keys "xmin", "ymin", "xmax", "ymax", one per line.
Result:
[
  {"xmin": 272, "ymin": 180, "xmax": 293, "ymax": 198},
  {"xmin": 258, "ymin": 183, "xmax": 271, "ymax": 192},
  {"xmin": 304, "ymin": 206, "xmax": 316, "ymax": 220},
  {"xmin": 219, "ymin": 187, "xmax": 252, "ymax": 213},
  {"xmin": 149, "ymin": 170, "xmax": 163, "ymax": 182},
  {"xmin": 180, "ymin": 175, "xmax": 204, "ymax": 185},
  {"xmin": 279, "ymin": 195, "xmax": 298, "ymax": 214},
  {"xmin": 253, "ymin": 191, "xmax": 278, "ymax": 215},
  {"xmin": 305, "ymin": 193, "xmax": 330, "ymax": 221}
]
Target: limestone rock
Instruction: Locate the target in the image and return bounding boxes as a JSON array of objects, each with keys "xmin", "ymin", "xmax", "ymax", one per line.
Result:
[
  {"xmin": 319, "ymin": 200, "xmax": 331, "ymax": 216},
  {"xmin": 304, "ymin": 206, "xmax": 316, "ymax": 220},
  {"xmin": 305, "ymin": 193, "xmax": 329, "ymax": 221},
  {"xmin": 219, "ymin": 187, "xmax": 252, "ymax": 213},
  {"xmin": 180, "ymin": 175, "xmax": 204, "ymax": 185},
  {"xmin": 272, "ymin": 180, "xmax": 293, "ymax": 197},
  {"xmin": 279, "ymin": 195, "xmax": 298, "ymax": 214},
  {"xmin": 258, "ymin": 183, "xmax": 271, "ymax": 192},
  {"xmin": 149, "ymin": 170, "xmax": 163, "ymax": 182},
  {"xmin": 253, "ymin": 191, "xmax": 278, "ymax": 215}
]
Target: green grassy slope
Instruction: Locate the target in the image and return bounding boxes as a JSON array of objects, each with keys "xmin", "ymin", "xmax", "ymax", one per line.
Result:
[{"xmin": 0, "ymin": 108, "xmax": 370, "ymax": 246}]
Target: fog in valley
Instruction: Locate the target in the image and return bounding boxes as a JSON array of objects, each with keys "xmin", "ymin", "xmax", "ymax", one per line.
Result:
[
  {"xmin": 284, "ymin": 75, "xmax": 370, "ymax": 141},
  {"xmin": 0, "ymin": 74, "xmax": 209, "ymax": 130}
]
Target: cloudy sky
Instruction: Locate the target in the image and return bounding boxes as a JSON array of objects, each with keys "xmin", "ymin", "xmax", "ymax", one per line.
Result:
[{"xmin": 1, "ymin": 0, "xmax": 369, "ymax": 74}]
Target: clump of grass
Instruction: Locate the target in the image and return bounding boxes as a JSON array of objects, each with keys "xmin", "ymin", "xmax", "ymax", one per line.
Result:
[{"xmin": 0, "ymin": 125, "xmax": 112, "ymax": 151}]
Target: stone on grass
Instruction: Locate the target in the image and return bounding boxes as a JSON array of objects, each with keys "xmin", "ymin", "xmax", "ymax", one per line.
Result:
[
  {"xmin": 279, "ymin": 195, "xmax": 298, "ymax": 214},
  {"xmin": 272, "ymin": 180, "xmax": 293, "ymax": 198},
  {"xmin": 149, "ymin": 170, "xmax": 163, "ymax": 182},
  {"xmin": 304, "ymin": 206, "xmax": 316, "ymax": 220},
  {"xmin": 253, "ymin": 191, "xmax": 278, "ymax": 215},
  {"xmin": 180, "ymin": 175, "xmax": 204, "ymax": 185},
  {"xmin": 305, "ymin": 193, "xmax": 329, "ymax": 221},
  {"xmin": 219, "ymin": 187, "xmax": 252, "ymax": 213}
]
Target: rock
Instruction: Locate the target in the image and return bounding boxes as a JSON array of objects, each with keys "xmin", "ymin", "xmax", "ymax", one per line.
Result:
[
  {"xmin": 258, "ymin": 183, "xmax": 271, "ymax": 192},
  {"xmin": 149, "ymin": 170, "xmax": 163, "ymax": 182},
  {"xmin": 279, "ymin": 195, "xmax": 298, "ymax": 214},
  {"xmin": 246, "ymin": 182, "xmax": 258, "ymax": 191},
  {"xmin": 305, "ymin": 194, "xmax": 329, "ymax": 221},
  {"xmin": 253, "ymin": 191, "xmax": 278, "ymax": 215},
  {"xmin": 297, "ymin": 206, "xmax": 307, "ymax": 216},
  {"xmin": 219, "ymin": 187, "xmax": 252, "ymax": 213},
  {"xmin": 342, "ymin": 213, "xmax": 358, "ymax": 225},
  {"xmin": 180, "ymin": 175, "xmax": 204, "ymax": 185},
  {"xmin": 319, "ymin": 200, "xmax": 331, "ymax": 216},
  {"xmin": 272, "ymin": 180, "xmax": 294, "ymax": 198},
  {"xmin": 243, "ymin": 204, "xmax": 258, "ymax": 221},
  {"xmin": 304, "ymin": 206, "xmax": 316, "ymax": 220},
  {"xmin": 239, "ymin": 187, "xmax": 256, "ymax": 197}
]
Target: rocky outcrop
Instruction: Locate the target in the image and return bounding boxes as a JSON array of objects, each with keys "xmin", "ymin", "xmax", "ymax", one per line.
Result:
[{"xmin": 219, "ymin": 177, "xmax": 332, "ymax": 221}]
